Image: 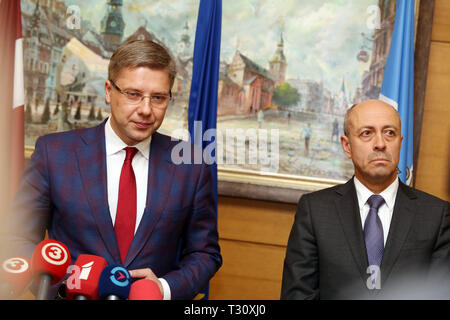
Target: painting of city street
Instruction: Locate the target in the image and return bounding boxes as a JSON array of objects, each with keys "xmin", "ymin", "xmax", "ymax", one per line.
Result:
[{"xmin": 22, "ymin": 0, "xmax": 396, "ymax": 182}]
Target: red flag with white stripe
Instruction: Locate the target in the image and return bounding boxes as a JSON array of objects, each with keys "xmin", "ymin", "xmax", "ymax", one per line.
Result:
[{"xmin": 0, "ymin": 0, "xmax": 24, "ymax": 196}]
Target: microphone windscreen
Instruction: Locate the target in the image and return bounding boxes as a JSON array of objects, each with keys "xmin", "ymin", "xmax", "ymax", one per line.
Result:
[
  {"xmin": 129, "ymin": 279, "xmax": 162, "ymax": 300},
  {"xmin": 1, "ymin": 257, "xmax": 32, "ymax": 297},
  {"xmin": 31, "ymin": 239, "xmax": 71, "ymax": 285},
  {"xmin": 98, "ymin": 264, "xmax": 131, "ymax": 300},
  {"xmin": 66, "ymin": 254, "xmax": 107, "ymax": 300}
]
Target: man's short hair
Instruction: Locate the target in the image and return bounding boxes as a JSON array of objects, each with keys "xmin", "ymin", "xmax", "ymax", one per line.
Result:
[
  {"xmin": 108, "ymin": 39, "xmax": 177, "ymax": 89},
  {"xmin": 343, "ymin": 104, "xmax": 358, "ymax": 137}
]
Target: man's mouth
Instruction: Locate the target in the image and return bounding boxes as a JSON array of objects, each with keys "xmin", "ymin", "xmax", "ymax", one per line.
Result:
[
  {"xmin": 133, "ymin": 121, "xmax": 152, "ymax": 129},
  {"xmin": 371, "ymin": 158, "xmax": 389, "ymax": 163}
]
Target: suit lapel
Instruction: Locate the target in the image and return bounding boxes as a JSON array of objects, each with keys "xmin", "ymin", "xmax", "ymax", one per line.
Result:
[
  {"xmin": 334, "ymin": 178, "xmax": 369, "ymax": 281},
  {"xmin": 380, "ymin": 182, "xmax": 417, "ymax": 284},
  {"xmin": 124, "ymin": 132, "xmax": 176, "ymax": 267},
  {"xmin": 76, "ymin": 120, "xmax": 122, "ymax": 264}
]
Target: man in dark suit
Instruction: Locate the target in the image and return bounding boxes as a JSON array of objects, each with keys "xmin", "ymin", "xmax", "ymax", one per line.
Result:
[
  {"xmin": 281, "ymin": 99, "xmax": 449, "ymax": 299},
  {"xmin": 7, "ymin": 40, "xmax": 222, "ymax": 299}
]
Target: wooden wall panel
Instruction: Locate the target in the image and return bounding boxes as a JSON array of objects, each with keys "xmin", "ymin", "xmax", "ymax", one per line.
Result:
[
  {"xmin": 210, "ymin": 239, "xmax": 288, "ymax": 300},
  {"xmin": 210, "ymin": 197, "xmax": 296, "ymax": 299},
  {"xmin": 217, "ymin": 196, "xmax": 295, "ymax": 246},
  {"xmin": 416, "ymin": 9, "xmax": 450, "ymax": 200},
  {"xmin": 431, "ymin": 0, "xmax": 450, "ymax": 42},
  {"xmin": 416, "ymin": 42, "xmax": 450, "ymax": 200}
]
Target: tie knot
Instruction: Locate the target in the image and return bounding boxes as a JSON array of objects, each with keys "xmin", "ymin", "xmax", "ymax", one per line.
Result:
[
  {"xmin": 367, "ymin": 194, "xmax": 385, "ymax": 210},
  {"xmin": 124, "ymin": 147, "xmax": 138, "ymax": 161}
]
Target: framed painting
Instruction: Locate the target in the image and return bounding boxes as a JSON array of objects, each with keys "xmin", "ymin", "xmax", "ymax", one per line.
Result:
[
  {"xmin": 21, "ymin": 0, "xmax": 430, "ymax": 203},
  {"xmin": 216, "ymin": 0, "xmax": 430, "ymax": 203}
]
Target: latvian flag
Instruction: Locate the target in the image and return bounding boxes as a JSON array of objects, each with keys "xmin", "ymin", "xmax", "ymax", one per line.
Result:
[{"xmin": 0, "ymin": 0, "xmax": 25, "ymax": 195}]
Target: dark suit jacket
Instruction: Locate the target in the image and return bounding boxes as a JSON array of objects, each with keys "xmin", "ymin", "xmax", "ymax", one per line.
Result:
[
  {"xmin": 281, "ymin": 178, "xmax": 449, "ymax": 299},
  {"xmin": 8, "ymin": 120, "xmax": 222, "ymax": 299}
]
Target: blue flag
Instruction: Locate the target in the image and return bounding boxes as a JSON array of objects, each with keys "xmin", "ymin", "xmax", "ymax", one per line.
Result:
[
  {"xmin": 379, "ymin": 0, "xmax": 415, "ymax": 186},
  {"xmin": 188, "ymin": 0, "xmax": 222, "ymax": 300}
]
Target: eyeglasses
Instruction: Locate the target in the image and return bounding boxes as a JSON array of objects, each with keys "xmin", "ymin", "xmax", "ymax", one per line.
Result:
[{"xmin": 109, "ymin": 79, "xmax": 172, "ymax": 108}]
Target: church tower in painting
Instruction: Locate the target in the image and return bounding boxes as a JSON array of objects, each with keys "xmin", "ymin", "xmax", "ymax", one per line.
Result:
[
  {"xmin": 269, "ymin": 25, "xmax": 287, "ymax": 87},
  {"xmin": 101, "ymin": 0, "xmax": 125, "ymax": 52}
]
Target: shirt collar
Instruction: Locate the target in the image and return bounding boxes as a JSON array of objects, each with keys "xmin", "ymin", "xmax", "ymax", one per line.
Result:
[
  {"xmin": 104, "ymin": 117, "xmax": 151, "ymax": 159},
  {"xmin": 354, "ymin": 176, "xmax": 399, "ymax": 210}
]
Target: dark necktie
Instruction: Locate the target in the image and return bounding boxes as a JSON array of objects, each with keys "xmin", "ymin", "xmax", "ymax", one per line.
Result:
[
  {"xmin": 364, "ymin": 194, "xmax": 385, "ymax": 268},
  {"xmin": 115, "ymin": 147, "xmax": 138, "ymax": 263}
]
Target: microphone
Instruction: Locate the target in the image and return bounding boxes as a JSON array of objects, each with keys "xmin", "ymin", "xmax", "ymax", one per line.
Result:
[
  {"xmin": 31, "ymin": 239, "xmax": 71, "ymax": 300},
  {"xmin": 98, "ymin": 264, "xmax": 131, "ymax": 300},
  {"xmin": 66, "ymin": 254, "xmax": 107, "ymax": 300},
  {"xmin": 128, "ymin": 279, "xmax": 162, "ymax": 300},
  {"xmin": 0, "ymin": 257, "xmax": 32, "ymax": 299}
]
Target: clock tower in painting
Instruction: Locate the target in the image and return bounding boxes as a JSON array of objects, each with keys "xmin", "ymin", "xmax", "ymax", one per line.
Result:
[{"xmin": 101, "ymin": 0, "xmax": 125, "ymax": 52}]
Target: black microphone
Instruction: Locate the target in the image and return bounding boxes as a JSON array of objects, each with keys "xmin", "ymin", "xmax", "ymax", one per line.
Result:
[{"xmin": 98, "ymin": 264, "xmax": 131, "ymax": 300}]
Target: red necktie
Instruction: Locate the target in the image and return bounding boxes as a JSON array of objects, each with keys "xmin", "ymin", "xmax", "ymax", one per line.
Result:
[{"xmin": 115, "ymin": 147, "xmax": 138, "ymax": 263}]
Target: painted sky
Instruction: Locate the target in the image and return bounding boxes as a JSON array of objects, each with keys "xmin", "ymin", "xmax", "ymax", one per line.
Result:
[
  {"xmin": 23, "ymin": 0, "xmax": 380, "ymax": 97},
  {"xmin": 221, "ymin": 0, "xmax": 379, "ymax": 97}
]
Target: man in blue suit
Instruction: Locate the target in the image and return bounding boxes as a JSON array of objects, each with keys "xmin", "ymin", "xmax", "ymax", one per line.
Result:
[{"xmin": 8, "ymin": 40, "xmax": 222, "ymax": 300}]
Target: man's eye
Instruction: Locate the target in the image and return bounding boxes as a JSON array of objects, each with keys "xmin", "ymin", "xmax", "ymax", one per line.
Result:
[
  {"xmin": 385, "ymin": 130, "xmax": 395, "ymax": 136},
  {"xmin": 151, "ymin": 95, "xmax": 168, "ymax": 104},
  {"xmin": 361, "ymin": 130, "xmax": 371, "ymax": 136},
  {"xmin": 126, "ymin": 91, "xmax": 141, "ymax": 98}
]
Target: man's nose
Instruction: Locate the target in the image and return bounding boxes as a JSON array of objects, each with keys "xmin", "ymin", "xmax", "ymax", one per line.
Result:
[
  {"xmin": 137, "ymin": 97, "xmax": 152, "ymax": 116},
  {"xmin": 373, "ymin": 132, "xmax": 386, "ymax": 150}
]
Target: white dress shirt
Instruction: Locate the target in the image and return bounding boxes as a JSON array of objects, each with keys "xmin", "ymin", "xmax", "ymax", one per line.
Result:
[
  {"xmin": 354, "ymin": 176, "xmax": 399, "ymax": 246},
  {"xmin": 104, "ymin": 118, "xmax": 171, "ymax": 300}
]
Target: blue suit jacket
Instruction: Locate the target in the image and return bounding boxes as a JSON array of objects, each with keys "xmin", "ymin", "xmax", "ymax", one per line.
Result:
[{"xmin": 9, "ymin": 120, "xmax": 222, "ymax": 299}]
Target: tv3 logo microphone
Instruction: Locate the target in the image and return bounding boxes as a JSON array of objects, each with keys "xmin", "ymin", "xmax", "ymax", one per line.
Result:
[
  {"xmin": 2, "ymin": 258, "xmax": 30, "ymax": 274},
  {"xmin": 110, "ymin": 266, "xmax": 130, "ymax": 287},
  {"xmin": 41, "ymin": 242, "xmax": 69, "ymax": 266}
]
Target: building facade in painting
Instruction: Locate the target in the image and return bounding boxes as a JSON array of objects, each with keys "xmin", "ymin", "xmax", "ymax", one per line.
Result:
[
  {"xmin": 358, "ymin": 0, "xmax": 396, "ymax": 101},
  {"xmin": 218, "ymin": 51, "xmax": 275, "ymax": 116}
]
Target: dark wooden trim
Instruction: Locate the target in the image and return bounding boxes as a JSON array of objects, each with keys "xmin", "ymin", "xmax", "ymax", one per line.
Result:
[{"xmin": 413, "ymin": 0, "xmax": 435, "ymax": 187}]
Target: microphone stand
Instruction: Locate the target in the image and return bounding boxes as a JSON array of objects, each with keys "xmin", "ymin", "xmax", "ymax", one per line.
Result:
[{"xmin": 36, "ymin": 274, "xmax": 52, "ymax": 300}]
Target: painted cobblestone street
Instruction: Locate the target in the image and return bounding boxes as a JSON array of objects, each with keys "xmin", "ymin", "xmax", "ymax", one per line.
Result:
[{"xmin": 160, "ymin": 107, "xmax": 354, "ymax": 182}]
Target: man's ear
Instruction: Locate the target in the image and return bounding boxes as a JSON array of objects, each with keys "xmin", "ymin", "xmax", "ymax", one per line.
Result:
[
  {"xmin": 105, "ymin": 80, "xmax": 111, "ymax": 104},
  {"xmin": 340, "ymin": 135, "xmax": 352, "ymax": 159}
]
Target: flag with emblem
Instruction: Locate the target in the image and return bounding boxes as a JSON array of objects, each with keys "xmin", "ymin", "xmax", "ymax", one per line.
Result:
[{"xmin": 379, "ymin": 0, "xmax": 415, "ymax": 185}]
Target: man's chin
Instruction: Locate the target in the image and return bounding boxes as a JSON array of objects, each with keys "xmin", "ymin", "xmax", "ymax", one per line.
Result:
[{"xmin": 367, "ymin": 170, "xmax": 397, "ymax": 184}]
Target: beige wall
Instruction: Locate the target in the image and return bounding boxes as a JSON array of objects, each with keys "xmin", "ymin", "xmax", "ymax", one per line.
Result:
[{"xmin": 210, "ymin": 0, "xmax": 450, "ymax": 299}]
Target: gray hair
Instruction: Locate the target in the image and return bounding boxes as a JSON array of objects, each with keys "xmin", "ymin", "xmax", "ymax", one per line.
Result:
[{"xmin": 343, "ymin": 104, "xmax": 358, "ymax": 137}]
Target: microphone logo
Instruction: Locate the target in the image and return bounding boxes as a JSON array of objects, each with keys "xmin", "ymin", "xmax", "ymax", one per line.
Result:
[
  {"xmin": 41, "ymin": 242, "xmax": 69, "ymax": 265},
  {"xmin": 79, "ymin": 261, "xmax": 94, "ymax": 280},
  {"xmin": 2, "ymin": 258, "xmax": 29, "ymax": 273},
  {"xmin": 109, "ymin": 266, "xmax": 130, "ymax": 287}
]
